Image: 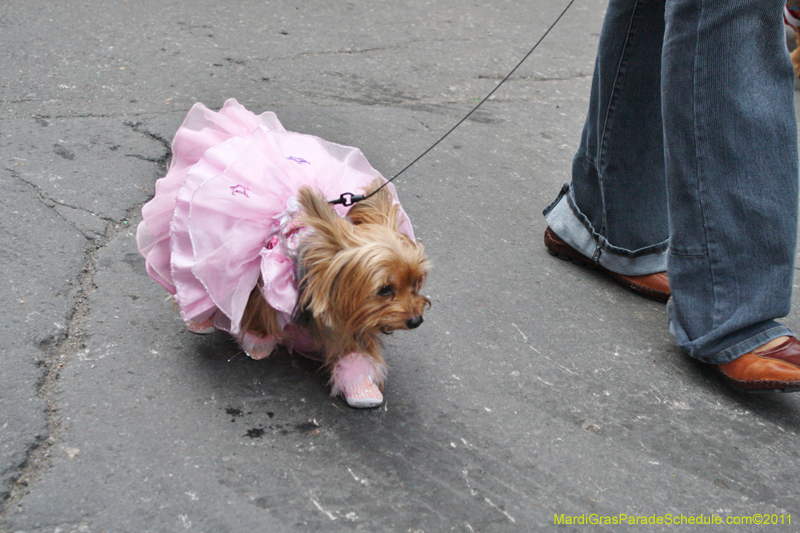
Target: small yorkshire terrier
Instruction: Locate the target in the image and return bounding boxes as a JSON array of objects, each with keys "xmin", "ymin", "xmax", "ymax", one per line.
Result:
[
  {"xmin": 238, "ymin": 180, "xmax": 431, "ymax": 407},
  {"xmin": 137, "ymin": 100, "xmax": 430, "ymax": 408}
]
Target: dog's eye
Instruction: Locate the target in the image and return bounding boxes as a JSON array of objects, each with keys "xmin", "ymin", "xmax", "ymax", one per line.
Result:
[{"xmin": 377, "ymin": 285, "xmax": 395, "ymax": 297}]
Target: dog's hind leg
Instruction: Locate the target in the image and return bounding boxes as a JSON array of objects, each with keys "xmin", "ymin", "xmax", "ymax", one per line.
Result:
[{"xmin": 185, "ymin": 316, "xmax": 216, "ymax": 335}]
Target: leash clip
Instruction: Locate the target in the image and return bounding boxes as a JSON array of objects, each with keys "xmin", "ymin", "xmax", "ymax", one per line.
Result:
[{"xmin": 330, "ymin": 192, "xmax": 365, "ymax": 206}]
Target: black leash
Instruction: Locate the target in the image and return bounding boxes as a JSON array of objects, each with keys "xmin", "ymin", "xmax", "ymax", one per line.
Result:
[{"xmin": 330, "ymin": 0, "xmax": 577, "ymax": 206}]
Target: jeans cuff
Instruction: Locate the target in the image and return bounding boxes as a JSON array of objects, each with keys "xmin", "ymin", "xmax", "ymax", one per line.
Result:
[
  {"xmin": 544, "ymin": 185, "xmax": 668, "ymax": 276},
  {"xmin": 670, "ymin": 315, "xmax": 795, "ymax": 364}
]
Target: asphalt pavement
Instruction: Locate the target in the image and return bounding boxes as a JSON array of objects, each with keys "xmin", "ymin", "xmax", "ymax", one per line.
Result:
[{"xmin": 3, "ymin": 1, "xmax": 800, "ymax": 532}]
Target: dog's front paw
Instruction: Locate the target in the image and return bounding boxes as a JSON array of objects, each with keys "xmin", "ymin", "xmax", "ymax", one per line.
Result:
[
  {"xmin": 330, "ymin": 353, "xmax": 387, "ymax": 408},
  {"xmin": 239, "ymin": 332, "xmax": 279, "ymax": 360}
]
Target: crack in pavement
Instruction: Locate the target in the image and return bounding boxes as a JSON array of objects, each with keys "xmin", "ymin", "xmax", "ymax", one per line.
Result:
[
  {"xmin": 6, "ymin": 168, "xmax": 115, "ymax": 240},
  {"xmin": 0, "ymin": 207, "xmax": 143, "ymax": 517},
  {"xmin": 124, "ymin": 121, "xmax": 171, "ymax": 154},
  {"xmin": 0, "ymin": 122, "xmax": 169, "ymax": 518},
  {"xmin": 264, "ymin": 36, "xmax": 481, "ymax": 63}
]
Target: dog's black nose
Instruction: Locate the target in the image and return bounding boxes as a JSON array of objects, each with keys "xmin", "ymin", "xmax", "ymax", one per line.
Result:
[{"xmin": 406, "ymin": 316, "xmax": 424, "ymax": 329}]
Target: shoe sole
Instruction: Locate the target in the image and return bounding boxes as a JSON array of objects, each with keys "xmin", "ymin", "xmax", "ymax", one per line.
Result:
[
  {"xmin": 545, "ymin": 229, "xmax": 669, "ymax": 303},
  {"xmin": 715, "ymin": 372, "xmax": 800, "ymax": 393}
]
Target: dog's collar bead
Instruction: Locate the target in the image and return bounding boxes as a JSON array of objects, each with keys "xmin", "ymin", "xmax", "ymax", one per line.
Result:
[{"xmin": 330, "ymin": 192, "xmax": 365, "ymax": 206}]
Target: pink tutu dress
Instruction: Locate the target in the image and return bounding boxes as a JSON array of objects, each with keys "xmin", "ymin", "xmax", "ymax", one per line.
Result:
[{"xmin": 136, "ymin": 99, "xmax": 415, "ymax": 340}]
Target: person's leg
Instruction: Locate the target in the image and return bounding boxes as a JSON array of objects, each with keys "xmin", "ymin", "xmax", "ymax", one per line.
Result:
[
  {"xmin": 544, "ymin": 0, "xmax": 669, "ymax": 277},
  {"xmin": 662, "ymin": 0, "xmax": 798, "ymax": 365}
]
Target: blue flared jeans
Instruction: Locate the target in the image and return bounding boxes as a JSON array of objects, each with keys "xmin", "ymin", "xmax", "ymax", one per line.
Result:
[{"xmin": 543, "ymin": 0, "xmax": 799, "ymax": 364}]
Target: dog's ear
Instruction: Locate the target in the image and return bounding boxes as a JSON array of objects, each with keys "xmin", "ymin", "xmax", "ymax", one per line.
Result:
[
  {"xmin": 346, "ymin": 178, "xmax": 400, "ymax": 230},
  {"xmin": 297, "ymin": 186, "xmax": 357, "ymax": 249},
  {"xmin": 296, "ymin": 186, "xmax": 354, "ymax": 327}
]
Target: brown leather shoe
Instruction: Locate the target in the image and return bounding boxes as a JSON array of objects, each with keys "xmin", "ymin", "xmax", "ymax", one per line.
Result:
[
  {"xmin": 544, "ymin": 227, "xmax": 670, "ymax": 302},
  {"xmin": 715, "ymin": 337, "xmax": 800, "ymax": 392}
]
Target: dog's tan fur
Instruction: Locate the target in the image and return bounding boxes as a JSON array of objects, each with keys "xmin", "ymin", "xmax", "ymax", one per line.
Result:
[
  {"xmin": 792, "ymin": 27, "xmax": 800, "ymax": 78},
  {"xmin": 788, "ymin": 0, "xmax": 800, "ymax": 78},
  {"xmin": 240, "ymin": 179, "xmax": 430, "ymax": 369}
]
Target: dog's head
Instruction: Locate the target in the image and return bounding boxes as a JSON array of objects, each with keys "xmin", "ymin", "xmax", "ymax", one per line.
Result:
[{"xmin": 296, "ymin": 181, "xmax": 430, "ymax": 343}]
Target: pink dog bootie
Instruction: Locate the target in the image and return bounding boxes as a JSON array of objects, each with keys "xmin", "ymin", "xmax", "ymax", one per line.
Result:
[
  {"xmin": 185, "ymin": 317, "xmax": 216, "ymax": 335},
  {"xmin": 331, "ymin": 353, "xmax": 387, "ymax": 408},
  {"xmin": 238, "ymin": 332, "xmax": 278, "ymax": 360}
]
